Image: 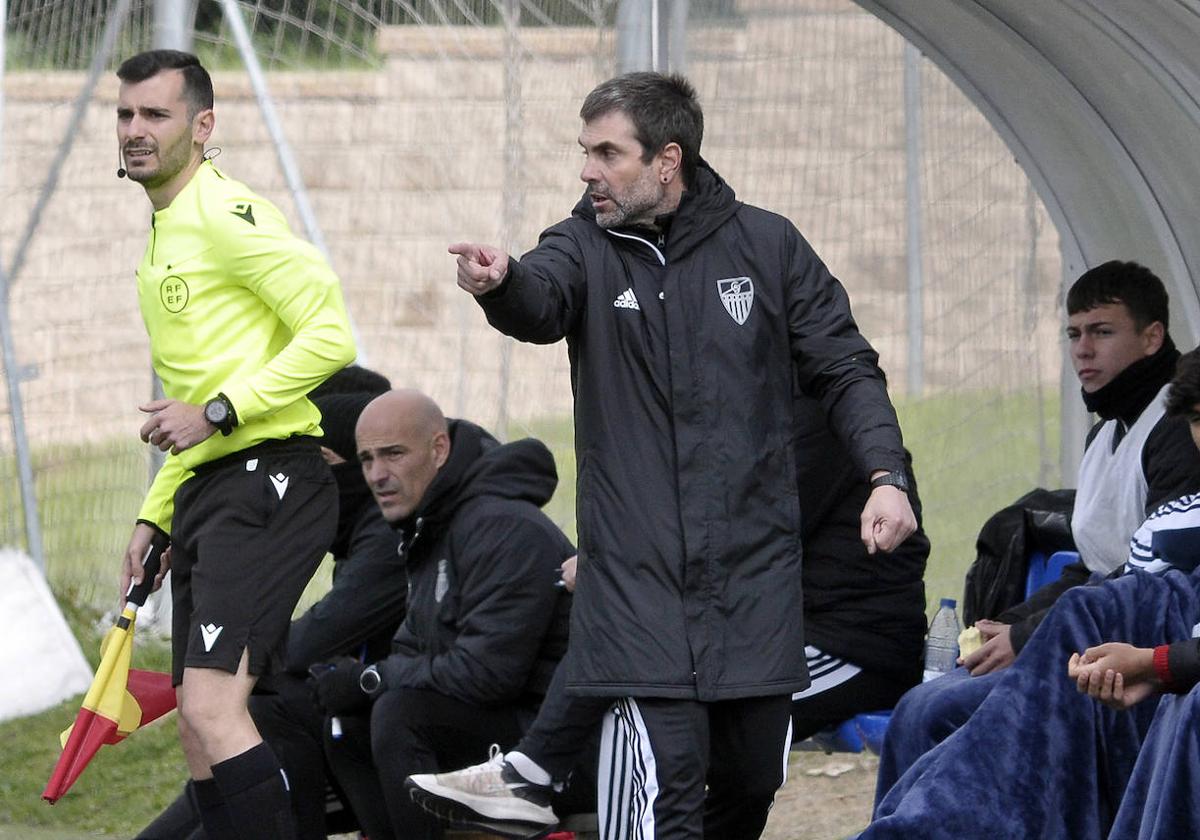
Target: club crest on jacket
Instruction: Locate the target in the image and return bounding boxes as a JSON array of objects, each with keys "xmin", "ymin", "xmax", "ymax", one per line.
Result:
[{"xmin": 717, "ymin": 276, "xmax": 754, "ymax": 325}]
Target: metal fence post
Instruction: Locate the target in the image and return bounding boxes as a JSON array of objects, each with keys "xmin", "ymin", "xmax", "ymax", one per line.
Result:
[
  {"xmin": 217, "ymin": 0, "xmax": 367, "ymax": 364},
  {"xmin": 903, "ymin": 41, "xmax": 924, "ymax": 397},
  {"xmin": 0, "ymin": 0, "xmax": 133, "ymax": 570}
]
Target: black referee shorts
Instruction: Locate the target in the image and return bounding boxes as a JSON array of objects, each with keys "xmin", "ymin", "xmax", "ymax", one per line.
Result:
[{"xmin": 169, "ymin": 436, "xmax": 337, "ymax": 686}]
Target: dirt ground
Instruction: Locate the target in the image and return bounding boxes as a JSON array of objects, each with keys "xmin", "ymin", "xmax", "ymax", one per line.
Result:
[
  {"xmin": 418, "ymin": 748, "xmax": 878, "ymax": 840},
  {"xmin": 325, "ymin": 748, "xmax": 876, "ymax": 840},
  {"xmin": 763, "ymin": 750, "xmax": 876, "ymax": 840}
]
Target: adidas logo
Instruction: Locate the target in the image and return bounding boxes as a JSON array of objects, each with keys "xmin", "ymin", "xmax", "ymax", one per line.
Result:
[
  {"xmin": 613, "ymin": 288, "xmax": 640, "ymax": 310},
  {"xmin": 200, "ymin": 623, "xmax": 223, "ymax": 652}
]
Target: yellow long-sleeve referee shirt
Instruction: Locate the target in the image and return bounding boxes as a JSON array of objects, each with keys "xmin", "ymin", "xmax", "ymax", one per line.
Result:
[{"xmin": 135, "ymin": 160, "xmax": 356, "ymax": 532}]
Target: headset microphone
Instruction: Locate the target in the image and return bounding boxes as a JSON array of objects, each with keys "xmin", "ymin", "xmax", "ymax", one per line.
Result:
[{"xmin": 117, "ymin": 147, "xmax": 126, "ymax": 179}]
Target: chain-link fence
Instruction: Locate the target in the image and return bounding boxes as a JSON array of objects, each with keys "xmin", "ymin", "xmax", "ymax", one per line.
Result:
[{"xmin": 1, "ymin": 0, "xmax": 1062, "ymax": 612}]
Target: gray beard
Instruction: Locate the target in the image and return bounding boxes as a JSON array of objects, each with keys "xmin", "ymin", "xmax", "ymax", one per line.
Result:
[{"xmin": 595, "ymin": 197, "xmax": 658, "ymax": 230}]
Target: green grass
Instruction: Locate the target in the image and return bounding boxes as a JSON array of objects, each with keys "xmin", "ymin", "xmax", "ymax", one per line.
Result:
[
  {"xmin": 897, "ymin": 386, "xmax": 1063, "ymax": 613},
  {"xmin": 0, "ymin": 601, "xmax": 186, "ymax": 836},
  {"xmin": 0, "ymin": 385, "xmax": 1061, "ymax": 834},
  {"xmin": 522, "ymin": 415, "xmax": 578, "ymax": 543}
]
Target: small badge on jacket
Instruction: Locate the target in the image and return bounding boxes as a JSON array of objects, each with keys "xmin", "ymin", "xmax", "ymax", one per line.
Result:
[{"xmin": 717, "ymin": 276, "xmax": 754, "ymax": 325}]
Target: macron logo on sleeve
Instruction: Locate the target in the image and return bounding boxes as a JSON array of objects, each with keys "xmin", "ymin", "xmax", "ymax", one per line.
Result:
[{"xmin": 231, "ymin": 203, "xmax": 256, "ymax": 226}]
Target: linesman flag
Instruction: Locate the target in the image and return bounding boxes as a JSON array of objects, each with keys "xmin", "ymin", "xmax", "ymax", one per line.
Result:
[{"xmin": 43, "ymin": 532, "xmax": 175, "ymax": 803}]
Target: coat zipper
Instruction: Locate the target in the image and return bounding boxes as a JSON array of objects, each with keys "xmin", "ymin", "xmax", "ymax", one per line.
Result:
[{"xmin": 606, "ymin": 229, "xmax": 666, "ymax": 266}]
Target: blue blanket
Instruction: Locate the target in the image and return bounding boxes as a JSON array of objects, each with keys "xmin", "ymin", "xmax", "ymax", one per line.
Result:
[
  {"xmin": 873, "ymin": 665, "xmax": 1000, "ymax": 803},
  {"xmin": 863, "ymin": 570, "xmax": 1200, "ymax": 839},
  {"xmin": 1109, "ymin": 685, "xmax": 1200, "ymax": 838}
]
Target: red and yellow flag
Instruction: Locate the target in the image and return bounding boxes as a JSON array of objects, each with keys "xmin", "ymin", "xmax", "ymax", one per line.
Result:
[{"xmin": 42, "ymin": 605, "xmax": 176, "ymax": 803}]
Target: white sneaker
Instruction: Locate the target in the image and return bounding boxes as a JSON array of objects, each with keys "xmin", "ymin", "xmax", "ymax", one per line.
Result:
[{"xmin": 406, "ymin": 745, "xmax": 557, "ymax": 838}]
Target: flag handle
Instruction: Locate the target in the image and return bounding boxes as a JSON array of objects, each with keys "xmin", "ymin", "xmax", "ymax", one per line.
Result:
[{"xmin": 125, "ymin": 530, "xmax": 170, "ymax": 608}]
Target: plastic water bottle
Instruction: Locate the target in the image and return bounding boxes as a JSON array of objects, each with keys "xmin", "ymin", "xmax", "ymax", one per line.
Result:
[{"xmin": 923, "ymin": 597, "xmax": 962, "ymax": 682}]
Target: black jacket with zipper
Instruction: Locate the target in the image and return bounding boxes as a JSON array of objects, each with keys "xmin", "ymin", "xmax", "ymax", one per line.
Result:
[
  {"xmin": 376, "ymin": 419, "xmax": 574, "ymax": 707},
  {"xmin": 478, "ymin": 162, "xmax": 907, "ymax": 701}
]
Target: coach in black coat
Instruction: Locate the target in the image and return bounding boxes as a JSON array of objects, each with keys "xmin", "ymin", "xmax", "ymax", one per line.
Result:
[
  {"xmin": 464, "ymin": 164, "xmax": 907, "ymax": 702},
  {"xmin": 451, "ymin": 73, "xmax": 916, "ymax": 839}
]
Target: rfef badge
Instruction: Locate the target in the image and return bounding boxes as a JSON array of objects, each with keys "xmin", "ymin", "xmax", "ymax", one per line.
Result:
[{"xmin": 160, "ymin": 275, "xmax": 189, "ymax": 313}]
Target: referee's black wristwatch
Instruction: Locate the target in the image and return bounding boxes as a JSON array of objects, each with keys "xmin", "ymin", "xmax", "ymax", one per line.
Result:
[
  {"xmin": 203, "ymin": 393, "xmax": 238, "ymax": 437},
  {"xmin": 869, "ymin": 470, "xmax": 910, "ymax": 493},
  {"xmin": 359, "ymin": 664, "xmax": 384, "ymax": 697}
]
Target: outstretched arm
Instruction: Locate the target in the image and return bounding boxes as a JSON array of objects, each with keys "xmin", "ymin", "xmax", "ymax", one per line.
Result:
[
  {"xmin": 450, "ymin": 242, "xmax": 510, "ymax": 296},
  {"xmin": 450, "ymin": 226, "xmax": 587, "ymax": 344}
]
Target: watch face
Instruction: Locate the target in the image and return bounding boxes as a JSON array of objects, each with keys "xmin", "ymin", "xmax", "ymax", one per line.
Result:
[{"xmin": 205, "ymin": 400, "xmax": 228, "ymax": 425}]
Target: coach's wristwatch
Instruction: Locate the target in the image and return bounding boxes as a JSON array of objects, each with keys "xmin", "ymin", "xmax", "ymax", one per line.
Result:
[
  {"xmin": 869, "ymin": 470, "xmax": 910, "ymax": 493},
  {"xmin": 359, "ymin": 664, "xmax": 384, "ymax": 697},
  {"xmin": 203, "ymin": 393, "xmax": 238, "ymax": 437}
]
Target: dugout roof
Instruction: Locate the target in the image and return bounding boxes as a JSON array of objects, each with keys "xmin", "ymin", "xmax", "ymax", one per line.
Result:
[{"xmin": 855, "ymin": 0, "xmax": 1200, "ymax": 347}]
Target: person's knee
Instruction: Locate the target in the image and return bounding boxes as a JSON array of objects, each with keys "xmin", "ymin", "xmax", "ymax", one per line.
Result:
[
  {"xmin": 178, "ymin": 668, "xmax": 254, "ymax": 744},
  {"xmin": 892, "ymin": 672, "xmax": 980, "ymax": 739},
  {"xmin": 177, "ymin": 715, "xmax": 204, "ymax": 758},
  {"xmin": 367, "ymin": 687, "xmax": 432, "ymax": 755},
  {"xmin": 180, "ymin": 690, "xmax": 235, "ymax": 735}
]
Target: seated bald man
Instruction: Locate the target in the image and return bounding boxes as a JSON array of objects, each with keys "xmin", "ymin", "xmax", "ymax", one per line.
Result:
[{"xmin": 307, "ymin": 389, "xmax": 574, "ymax": 840}]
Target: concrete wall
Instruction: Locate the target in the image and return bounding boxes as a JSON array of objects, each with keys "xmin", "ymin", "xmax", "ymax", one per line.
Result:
[{"xmin": 0, "ymin": 6, "xmax": 1060, "ymax": 451}]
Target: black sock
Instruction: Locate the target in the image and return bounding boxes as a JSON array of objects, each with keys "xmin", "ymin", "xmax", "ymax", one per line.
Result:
[
  {"xmin": 133, "ymin": 780, "xmax": 206, "ymax": 839},
  {"xmin": 193, "ymin": 777, "xmax": 236, "ymax": 840},
  {"xmin": 210, "ymin": 742, "xmax": 297, "ymax": 840}
]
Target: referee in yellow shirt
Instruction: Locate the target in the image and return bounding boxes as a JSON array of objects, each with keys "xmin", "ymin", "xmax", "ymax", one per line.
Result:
[{"xmin": 114, "ymin": 50, "xmax": 356, "ymax": 839}]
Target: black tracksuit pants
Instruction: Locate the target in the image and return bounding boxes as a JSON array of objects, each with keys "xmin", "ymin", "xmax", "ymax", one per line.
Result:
[
  {"xmin": 323, "ymin": 687, "xmax": 527, "ymax": 840},
  {"xmin": 596, "ymin": 694, "xmax": 794, "ymax": 840}
]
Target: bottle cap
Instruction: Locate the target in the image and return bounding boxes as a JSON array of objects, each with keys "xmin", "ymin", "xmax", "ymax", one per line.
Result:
[{"xmin": 940, "ymin": 597, "xmax": 956, "ymax": 608}]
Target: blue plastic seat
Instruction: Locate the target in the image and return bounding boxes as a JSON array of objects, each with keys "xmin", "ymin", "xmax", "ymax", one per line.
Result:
[
  {"xmin": 1025, "ymin": 550, "xmax": 1080, "ymax": 599},
  {"xmin": 811, "ymin": 717, "xmax": 866, "ymax": 753},
  {"xmin": 810, "ymin": 710, "xmax": 893, "ymax": 755},
  {"xmin": 853, "ymin": 711, "xmax": 893, "ymax": 754}
]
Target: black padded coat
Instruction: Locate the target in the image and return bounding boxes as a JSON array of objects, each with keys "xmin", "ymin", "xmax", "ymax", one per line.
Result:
[{"xmin": 479, "ymin": 163, "xmax": 907, "ymax": 701}]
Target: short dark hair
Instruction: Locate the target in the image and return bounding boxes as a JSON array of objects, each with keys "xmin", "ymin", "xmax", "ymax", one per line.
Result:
[
  {"xmin": 1066, "ymin": 260, "xmax": 1170, "ymax": 331},
  {"xmin": 116, "ymin": 50, "xmax": 214, "ymax": 118},
  {"xmin": 1166, "ymin": 348, "xmax": 1200, "ymax": 417},
  {"xmin": 580, "ymin": 72, "xmax": 704, "ymax": 187},
  {"xmin": 310, "ymin": 364, "xmax": 392, "ymax": 400}
]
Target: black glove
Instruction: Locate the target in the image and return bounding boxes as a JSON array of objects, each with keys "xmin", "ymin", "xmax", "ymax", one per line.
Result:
[{"xmin": 311, "ymin": 657, "xmax": 372, "ymax": 715}]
